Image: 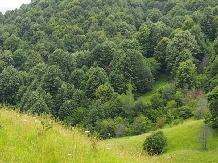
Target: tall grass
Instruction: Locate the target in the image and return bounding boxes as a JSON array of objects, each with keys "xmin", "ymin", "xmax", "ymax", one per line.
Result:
[
  {"xmin": 1, "ymin": 108, "xmax": 218, "ymax": 163},
  {"xmin": 0, "ymin": 108, "xmax": 149, "ymax": 163}
]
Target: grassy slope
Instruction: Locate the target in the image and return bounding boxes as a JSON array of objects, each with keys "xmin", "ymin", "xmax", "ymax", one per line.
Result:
[
  {"xmin": 104, "ymin": 119, "xmax": 218, "ymax": 163},
  {"xmin": 1, "ymin": 108, "xmax": 218, "ymax": 163},
  {"xmin": 142, "ymin": 73, "xmax": 168, "ymax": 103},
  {"xmin": 0, "ymin": 108, "xmax": 148, "ymax": 163}
]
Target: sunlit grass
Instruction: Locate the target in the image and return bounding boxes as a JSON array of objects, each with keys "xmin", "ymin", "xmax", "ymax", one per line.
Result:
[
  {"xmin": 0, "ymin": 108, "xmax": 149, "ymax": 163},
  {"xmin": 105, "ymin": 119, "xmax": 218, "ymax": 163},
  {"xmin": 142, "ymin": 73, "xmax": 168, "ymax": 103},
  {"xmin": 1, "ymin": 108, "xmax": 218, "ymax": 163}
]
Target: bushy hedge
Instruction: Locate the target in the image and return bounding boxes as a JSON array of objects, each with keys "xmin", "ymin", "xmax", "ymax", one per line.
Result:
[{"xmin": 143, "ymin": 130, "xmax": 167, "ymax": 155}]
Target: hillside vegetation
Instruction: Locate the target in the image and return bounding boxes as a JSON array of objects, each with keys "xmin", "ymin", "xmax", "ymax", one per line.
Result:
[
  {"xmin": 0, "ymin": 108, "xmax": 144, "ymax": 163},
  {"xmin": 105, "ymin": 119, "xmax": 218, "ymax": 163},
  {"xmin": 1, "ymin": 108, "xmax": 218, "ymax": 163},
  {"xmin": 0, "ymin": 0, "xmax": 218, "ymax": 139}
]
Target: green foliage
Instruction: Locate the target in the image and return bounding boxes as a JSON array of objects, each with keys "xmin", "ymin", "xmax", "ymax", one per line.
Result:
[
  {"xmin": 186, "ymin": 0, "xmax": 206, "ymax": 11},
  {"xmin": 58, "ymin": 100, "xmax": 76, "ymax": 120},
  {"xmin": 214, "ymin": 36, "xmax": 218, "ymax": 54},
  {"xmin": 172, "ymin": 49, "xmax": 194, "ymax": 76},
  {"xmin": 48, "ymin": 49, "xmax": 76, "ymax": 79},
  {"xmin": 198, "ymin": 124, "xmax": 212, "ymax": 150},
  {"xmin": 109, "ymin": 70, "xmax": 126, "ymax": 94},
  {"xmin": 3, "ymin": 34, "xmax": 21, "ymax": 53},
  {"xmin": 95, "ymin": 119, "xmax": 116, "ymax": 139},
  {"xmin": 199, "ymin": 7, "xmax": 215, "ymax": 41},
  {"xmin": 137, "ymin": 23, "xmax": 150, "ymax": 57},
  {"xmin": 143, "ymin": 130, "xmax": 167, "ymax": 155},
  {"xmin": 0, "ymin": 50, "xmax": 14, "ymax": 71},
  {"xmin": 95, "ymin": 83, "xmax": 115, "ymax": 103},
  {"xmin": 91, "ymin": 41, "xmax": 116, "ymax": 68},
  {"xmin": 122, "ymin": 84, "xmax": 135, "ymax": 117},
  {"xmin": 175, "ymin": 59, "xmax": 197, "ymax": 89},
  {"xmin": 190, "ymin": 24, "xmax": 210, "ymax": 63},
  {"xmin": 166, "ymin": 30, "xmax": 199, "ymax": 73},
  {"xmin": 53, "ymin": 82, "xmax": 75, "ymax": 116},
  {"xmin": 85, "ymin": 66, "xmax": 108, "ymax": 99},
  {"xmin": 131, "ymin": 115, "xmax": 152, "ymax": 135},
  {"xmin": 41, "ymin": 65, "xmax": 64, "ymax": 93},
  {"xmin": 22, "ymin": 50, "xmax": 44, "ymax": 71},
  {"xmin": 70, "ymin": 68, "xmax": 85, "ymax": 89},
  {"xmin": 182, "ymin": 18, "xmax": 195, "ymax": 30},
  {"xmin": 115, "ymin": 123, "xmax": 126, "ymax": 137},
  {"xmin": 150, "ymin": 93, "xmax": 165, "ymax": 109},
  {"xmin": 205, "ymin": 56, "xmax": 218, "ymax": 91},
  {"xmin": 1, "ymin": 0, "xmax": 218, "ymax": 139},
  {"xmin": 0, "ymin": 66, "xmax": 23, "ymax": 104},
  {"xmin": 207, "ymin": 85, "xmax": 218, "ymax": 127},
  {"xmin": 174, "ymin": 106, "xmax": 193, "ymax": 119},
  {"xmin": 138, "ymin": 21, "xmax": 171, "ymax": 57},
  {"xmin": 154, "ymin": 37, "xmax": 170, "ymax": 70},
  {"xmin": 19, "ymin": 86, "xmax": 52, "ymax": 114},
  {"xmin": 12, "ymin": 49, "xmax": 27, "ymax": 68},
  {"xmin": 118, "ymin": 39, "xmax": 141, "ymax": 52},
  {"xmin": 144, "ymin": 57, "xmax": 160, "ymax": 77},
  {"xmin": 146, "ymin": 8, "xmax": 163, "ymax": 23},
  {"xmin": 111, "ymin": 49, "xmax": 153, "ymax": 95}
]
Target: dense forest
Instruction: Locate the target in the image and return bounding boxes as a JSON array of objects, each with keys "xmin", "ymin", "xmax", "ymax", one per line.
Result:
[{"xmin": 1, "ymin": 0, "xmax": 218, "ymax": 139}]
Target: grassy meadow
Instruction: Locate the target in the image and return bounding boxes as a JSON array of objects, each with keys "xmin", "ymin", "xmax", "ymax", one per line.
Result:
[
  {"xmin": 142, "ymin": 73, "xmax": 168, "ymax": 103},
  {"xmin": 0, "ymin": 108, "xmax": 148, "ymax": 163},
  {"xmin": 1, "ymin": 108, "xmax": 218, "ymax": 163},
  {"xmin": 105, "ymin": 119, "xmax": 218, "ymax": 163}
]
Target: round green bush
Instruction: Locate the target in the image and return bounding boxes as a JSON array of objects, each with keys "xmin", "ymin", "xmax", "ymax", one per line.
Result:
[{"xmin": 143, "ymin": 130, "xmax": 167, "ymax": 155}]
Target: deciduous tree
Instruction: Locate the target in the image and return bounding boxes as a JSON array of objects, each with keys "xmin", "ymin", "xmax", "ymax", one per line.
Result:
[
  {"xmin": 0, "ymin": 66, "xmax": 23, "ymax": 104},
  {"xmin": 175, "ymin": 59, "xmax": 197, "ymax": 89}
]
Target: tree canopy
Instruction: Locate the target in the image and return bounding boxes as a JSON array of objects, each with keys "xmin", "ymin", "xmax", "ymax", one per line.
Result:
[{"xmin": 1, "ymin": 0, "xmax": 218, "ymax": 137}]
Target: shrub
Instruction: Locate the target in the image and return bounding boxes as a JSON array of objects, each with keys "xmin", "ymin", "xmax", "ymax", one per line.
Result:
[
  {"xmin": 115, "ymin": 124, "xmax": 126, "ymax": 137},
  {"xmin": 198, "ymin": 124, "xmax": 212, "ymax": 150},
  {"xmin": 95, "ymin": 119, "xmax": 116, "ymax": 139},
  {"xmin": 173, "ymin": 106, "xmax": 193, "ymax": 119},
  {"xmin": 157, "ymin": 118, "xmax": 165, "ymax": 129},
  {"xmin": 131, "ymin": 115, "xmax": 152, "ymax": 135},
  {"xmin": 177, "ymin": 106, "xmax": 193, "ymax": 119},
  {"xmin": 143, "ymin": 130, "xmax": 167, "ymax": 155}
]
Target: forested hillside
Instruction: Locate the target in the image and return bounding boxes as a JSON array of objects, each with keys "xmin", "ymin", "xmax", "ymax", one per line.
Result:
[{"xmin": 1, "ymin": 0, "xmax": 218, "ymax": 138}]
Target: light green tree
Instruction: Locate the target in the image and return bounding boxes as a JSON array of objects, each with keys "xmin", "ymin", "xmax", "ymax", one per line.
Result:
[
  {"xmin": 166, "ymin": 30, "xmax": 199, "ymax": 73},
  {"xmin": 207, "ymin": 85, "xmax": 218, "ymax": 127},
  {"xmin": 95, "ymin": 83, "xmax": 115, "ymax": 103},
  {"xmin": 175, "ymin": 59, "xmax": 197, "ymax": 88}
]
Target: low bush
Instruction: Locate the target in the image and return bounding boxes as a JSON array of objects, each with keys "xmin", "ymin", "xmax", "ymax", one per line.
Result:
[{"xmin": 143, "ymin": 130, "xmax": 167, "ymax": 155}]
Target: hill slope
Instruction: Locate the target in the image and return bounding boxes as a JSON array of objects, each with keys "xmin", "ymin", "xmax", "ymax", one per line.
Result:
[
  {"xmin": 104, "ymin": 120, "xmax": 218, "ymax": 163},
  {"xmin": 0, "ymin": 0, "xmax": 218, "ymax": 139},
  {"xmin": 0, "ymin": 108, "xmax": 148, "ymax": 163},
  {"xmin": 1, "ymin": 108, "xmax": 218, "ymax": 163}
]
